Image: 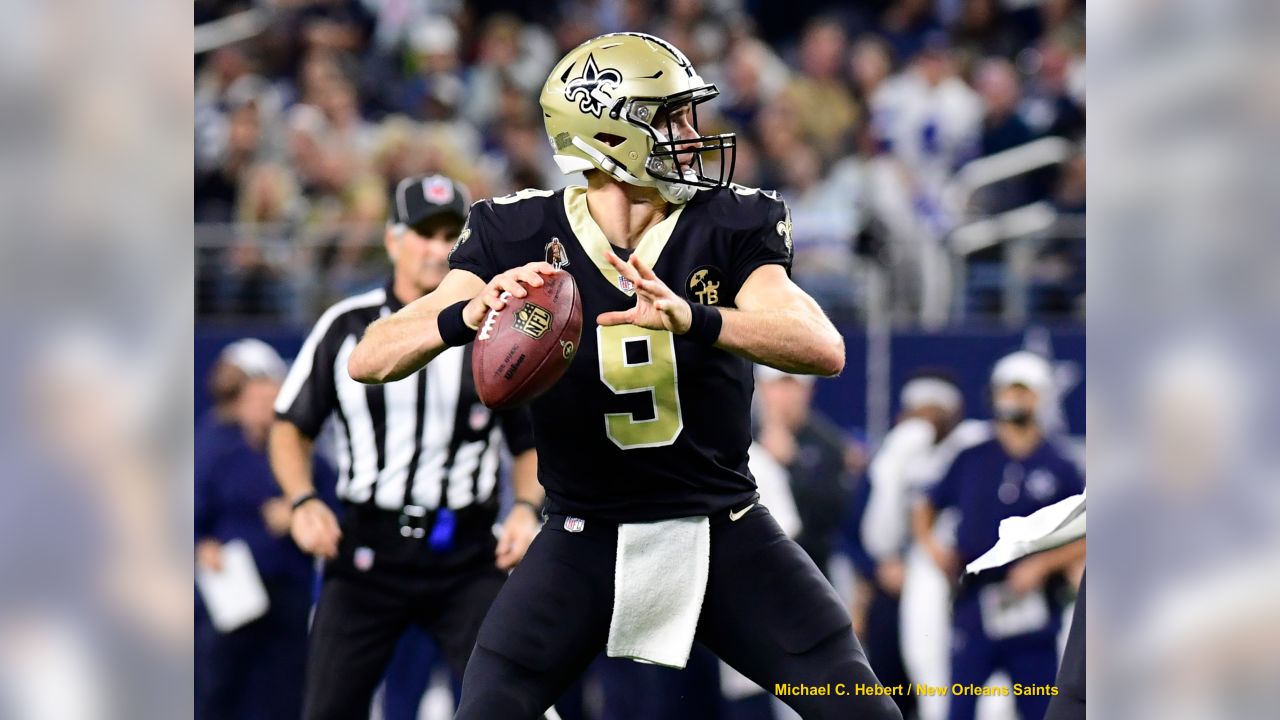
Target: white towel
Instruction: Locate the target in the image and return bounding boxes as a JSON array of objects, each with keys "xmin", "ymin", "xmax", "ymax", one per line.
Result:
[
  {"xmin": 606, "ymin": 516, "xmax": 711, "ymax": 669},
  {"xmin": 966, "ymin": 491, "xmax": 1086, "ymax": 574}
]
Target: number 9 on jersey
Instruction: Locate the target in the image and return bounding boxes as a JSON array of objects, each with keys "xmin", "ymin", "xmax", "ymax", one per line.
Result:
[{"xmin": 597, "ymin": 325, "xmax": 683, "ymax": 449}]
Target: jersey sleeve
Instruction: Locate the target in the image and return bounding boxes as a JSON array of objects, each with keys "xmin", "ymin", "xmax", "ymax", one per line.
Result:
[
  {"xmin": 729, "ymin": 190, "xmax": 793, "ymax": 289},
  {"xmin": 447, "ymin": 200, "xmax": 501, "ymax": 281},
  {"xmin": 274, "ymin": 315, "xmax": 342, "ymax": 438},
  {"xmin": 498, "ymin": 406, "xmax": 536, "ymax": 456}
]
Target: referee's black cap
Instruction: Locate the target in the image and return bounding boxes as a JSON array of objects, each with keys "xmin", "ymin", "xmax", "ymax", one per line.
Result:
[{"xmin": 389, "ymin": 174, "xmax": 470, "ymax": 233}]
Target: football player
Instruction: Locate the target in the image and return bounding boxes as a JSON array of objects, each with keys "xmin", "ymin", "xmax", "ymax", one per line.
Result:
[{"xmin": 349, "ymin": 32, "xmax": 902, "ymax": 720}]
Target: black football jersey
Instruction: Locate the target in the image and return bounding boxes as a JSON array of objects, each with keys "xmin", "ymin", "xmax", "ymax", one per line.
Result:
[{"xmin": 448, "ymin": 184, "xmax": 793, "ymax": 522}]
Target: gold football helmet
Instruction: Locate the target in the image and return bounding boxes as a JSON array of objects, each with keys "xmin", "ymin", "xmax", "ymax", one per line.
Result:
[{"xmin": 540, "ymin": 32, "xmax": 736, "ymax": 203}]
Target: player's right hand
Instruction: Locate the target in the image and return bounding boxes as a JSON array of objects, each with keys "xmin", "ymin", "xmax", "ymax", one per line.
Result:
[
  {"xmin": 291, "ymin": 498, "xmax": 343, "ymax": 560},
  {"xmin": 464, "ymin": 261, "xmax": 558, "ymax": 328}
]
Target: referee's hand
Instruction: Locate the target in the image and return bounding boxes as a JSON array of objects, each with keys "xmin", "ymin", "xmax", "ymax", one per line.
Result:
[
  {"xmin": 291, "ymin": 499, "xmax": 342, "ymax": 560},
  {"xmin": 495, "ymin": 503, "xmax": 539, "ymax": 570}
]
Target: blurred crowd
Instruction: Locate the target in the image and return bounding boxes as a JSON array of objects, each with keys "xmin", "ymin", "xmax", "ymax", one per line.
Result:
[{"xmin": 195, "ymin": 0, "xmax": 1085, "ymax": 326}]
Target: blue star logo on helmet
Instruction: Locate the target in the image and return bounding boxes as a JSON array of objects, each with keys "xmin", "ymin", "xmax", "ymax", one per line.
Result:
[{"xmin": 565, "ymin": 54, "xmax": 623, "ymax": 118}]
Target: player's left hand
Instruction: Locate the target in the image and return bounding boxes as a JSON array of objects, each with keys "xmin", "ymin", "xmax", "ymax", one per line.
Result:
[
  {"xmin": 495, "ymin": 503, "xmax": 540, "ymax": 570},
  {"xmin": 597, "ymin": 250, "xmax": 693, "ymax": 333}
]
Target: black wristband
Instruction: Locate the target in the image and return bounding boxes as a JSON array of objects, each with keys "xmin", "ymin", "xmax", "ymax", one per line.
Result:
[
  {"xmin": 290, "ymin": 491, "xmax": 318, "ymax": 512},
  {"xmin": 683, "ymin": 303, "xmax": 723, "ymax": 345},
  {"xmin": 438, "ymin": 300, "xmax": 479, "ymax": 347},
  {"xmin": 512, "ymin": 498, "xmax": 543, "ymax": 516}
]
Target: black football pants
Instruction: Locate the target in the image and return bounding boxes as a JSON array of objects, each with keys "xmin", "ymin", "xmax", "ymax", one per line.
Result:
[
  {"xmin": 455, "ymin": 505, "xmax": 903, "ymax": 720},
  {"xmin": 302, "ymin": 515, "xmax": 506, "ymax": 720}
]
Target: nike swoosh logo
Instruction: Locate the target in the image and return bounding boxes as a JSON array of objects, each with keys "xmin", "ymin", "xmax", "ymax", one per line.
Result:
[{"xmin": 728, "ymin": 503, "xmax": 755, "ymax": 522}]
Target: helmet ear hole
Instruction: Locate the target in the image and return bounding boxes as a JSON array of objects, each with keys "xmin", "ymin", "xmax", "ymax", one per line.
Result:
[{"xmin": 594, "ymin": 132, "xmax": 627, "ymax": 147}]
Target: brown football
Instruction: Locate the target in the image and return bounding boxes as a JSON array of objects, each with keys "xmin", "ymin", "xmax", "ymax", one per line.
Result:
[{"xmin": 472, "ymin": 270, "xmax": 583, "ymax": 410}]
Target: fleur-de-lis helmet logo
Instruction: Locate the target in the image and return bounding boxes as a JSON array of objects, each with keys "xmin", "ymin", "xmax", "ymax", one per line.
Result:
[{"xmin": 564, "ymin": 54, "xmax": 623, "ymax": 118}]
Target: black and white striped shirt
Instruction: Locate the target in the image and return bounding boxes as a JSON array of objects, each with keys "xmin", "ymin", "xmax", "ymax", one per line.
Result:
[{"xmin": 274, "ymin": 280, "xmax": 534, "ymax": 511}]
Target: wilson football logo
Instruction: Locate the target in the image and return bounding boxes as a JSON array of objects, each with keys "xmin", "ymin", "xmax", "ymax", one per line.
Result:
[{"xmin": 513, "ymin": 302, "xmax": 553, "ymax": 339}]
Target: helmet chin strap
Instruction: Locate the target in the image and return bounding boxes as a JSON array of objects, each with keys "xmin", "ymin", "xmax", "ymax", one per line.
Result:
[
  {"xmin": 647, "ymin": 126, "xmax": 700, "ymax": 204},
  {"xmin": 569, "ymin": 135, "xmax": 701, "ymax": 205},
  {"xmin": 654, "ymin": 169, "xmax": 699, "ymax": 204}
]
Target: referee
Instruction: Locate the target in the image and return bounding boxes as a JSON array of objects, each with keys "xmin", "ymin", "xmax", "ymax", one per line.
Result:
[{"xmin": 269, "ymin": 174, "xmax": 543, "ymax": 719}]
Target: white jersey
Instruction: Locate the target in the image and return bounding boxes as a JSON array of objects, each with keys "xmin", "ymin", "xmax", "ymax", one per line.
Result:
[
  {"xmin": 870, "ymin": 71, "xmax": 982, "ymax": 209},
  {"xmin": 862, "ymin": 418, "xmax": 989, "ymax": 559}
]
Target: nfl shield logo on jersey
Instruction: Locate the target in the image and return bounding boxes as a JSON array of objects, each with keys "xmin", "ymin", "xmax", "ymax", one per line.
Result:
[
  {"xmin": 617, "ymin": 275, "xmax": 635, "ymax": 293},
  {"xmin": 564, "ymin": 516, "xmax": 586, "ymax": 533}
]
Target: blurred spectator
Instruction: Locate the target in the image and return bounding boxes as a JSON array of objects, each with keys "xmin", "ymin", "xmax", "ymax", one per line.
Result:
[
  {"xmin": 846, "ymin": 477, "xmax": 916, "ymax": 720},
  {"xmin": 861, "ymin": 371, "xmax": 990, "ymax": 720},
  {"xmin": 196, "ymin": 88, "xmax": 267, "ymax": 223},
  {"xmin": 316, "ymin": 175, "xmax": 391, "ymax": 300},
  {"xmin": 720, "ymin": 38, "xmax": 788, "ymax": 136},
  {"xmin": 878, "ymin": 0, "xmax": 942, "ymax": 63},
  {"xmin": 462, "ymin": 14, "xmax": 557, "ymax": 129},
  {"xmin": 950, "ymin": 0, "xmax": 1034, "ymax": 65},
  {"xmin": 1053, "ymin": 150, "xmax": 1085, "ymax": 214},
  {"xmin": 726, "ymin": 136, "xmax": 764, "ymax": 188},
  {"xmin": 869, "ymin": 31, "xmax": 982, "ymax": 325},
  {"xmin": 756, "ymin": 367, "xmax": 858, "ymax": 578},
  {"xmin": 969, "ymin": 56, "xmax": 1040, "ymax": 217},
  {"xmin": 295, "ymin": 0, "xmax": 376, "ymax": 56},
  {"xmin": 871, "ymin": 32, "xmax": 982, "ymax": 219},
  {"xmin": 1036, "ymin": 0, "xmax": 1084, "ymax": 41},
  {"xmin": 974, "ymin": 57, "xmax": 1035, "ymax": 158},
  {"xmin": 779, "ymin": 142, "xmax": 864, "ymax": 319},
  {"xmin": 1029, "ymin": 150, "xmax": 1086, "ymax": 318},
  {"xmin": 754, "ymin": 97, "xmax": 806, "ymax": 186},
  {"xmin": 913, "ymin": 352, "xmax": 1084, "ymax": 720},
  {"xmin": 484, "ymin": 117, "xmax": 559, "ymax": 193},
  {"xmin": 400, "ymin": 16, "xmax": 465, "ymax": 119},
  {"xmin": 782, "ymin": 17, "xmax": 861, "ymax": 158},
  {"xmin": 195, "ymin": 47, "xmax": 288, "ymax": 224},
  {"xmin": 197, "ymin": 339, "xmax": 269, "ymax": 452},
  {"xmin": 1021, "ymin": 33, "xmax": 1085, "ymax": 141},
  {"xmin": 849, "ymin": 34, "xmax": 893, "ymax": 111},
  {"xmin": 362, "ymin": 0, "xmax": 463, "ymax": 52},
  {"xmin": 194, "ymin": 340, "xmax": 326, "ymax": 720},
  {"xmin": 215, "ymin": 163, "xmax": 301, "ymax": 317}
]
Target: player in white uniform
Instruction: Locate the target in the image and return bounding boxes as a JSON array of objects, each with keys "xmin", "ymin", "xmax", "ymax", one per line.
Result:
[{"xmin": 862, "ymin": 373, "xmax": 988, "ymax": 720}]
